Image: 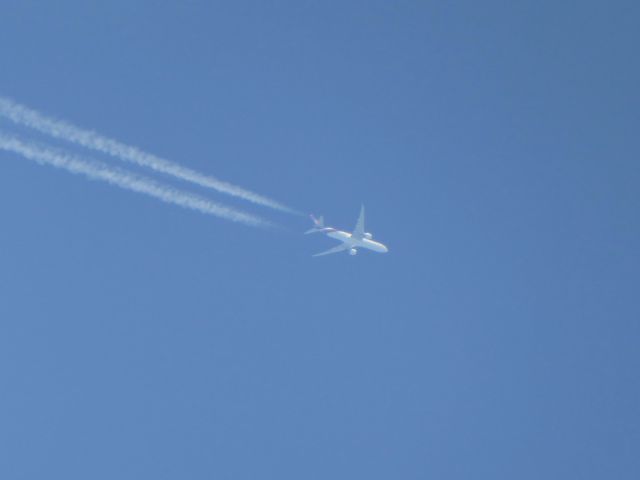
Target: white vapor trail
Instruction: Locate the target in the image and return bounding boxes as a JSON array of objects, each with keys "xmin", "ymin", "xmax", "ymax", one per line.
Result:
[
  {"xmin": 0, "ymin": 133, "xmax": 273, "ymax": 228},
  {"xmin": 0, "ymin": 96, "xmax": 299, "ymax": 215}
]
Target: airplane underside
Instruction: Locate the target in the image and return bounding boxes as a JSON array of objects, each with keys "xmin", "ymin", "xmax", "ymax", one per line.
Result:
[{"xmin": 306, "ymin": 206, "xmax": 388, "ymax": 257}]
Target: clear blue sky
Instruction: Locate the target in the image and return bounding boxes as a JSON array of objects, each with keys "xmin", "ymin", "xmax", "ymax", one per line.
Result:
[{"xmin": 1, "ymin": 1, "xmax": 638, "ymax": 479}]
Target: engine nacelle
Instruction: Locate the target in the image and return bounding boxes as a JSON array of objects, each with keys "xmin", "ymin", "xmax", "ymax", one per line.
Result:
[
  {"xmin": 349, "ymin": 248, "xmax": 358, "ymax": 256},
  {"xmin": 364, "ymin": 232, "xmax": 373, "ymax": 240}
]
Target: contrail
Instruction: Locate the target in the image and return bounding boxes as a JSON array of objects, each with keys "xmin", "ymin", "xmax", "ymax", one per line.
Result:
[
  {"xmin": 0, "ymin": 96, "xmax": 299, "ymax": 215},
  {"xmin": 0, "ymin": 133, "xmax": 273, "ymax": 228}
]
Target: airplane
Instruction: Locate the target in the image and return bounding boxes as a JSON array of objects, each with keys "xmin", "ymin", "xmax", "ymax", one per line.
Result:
[{"xmin": 305, "ymin": 205, "xmax": 389, "ymax": 257}]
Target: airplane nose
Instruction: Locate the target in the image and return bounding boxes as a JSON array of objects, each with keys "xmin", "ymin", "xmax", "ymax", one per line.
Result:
[{"xmin": 383, "ymin": 245, "xmax": 389, "ymax": 253}]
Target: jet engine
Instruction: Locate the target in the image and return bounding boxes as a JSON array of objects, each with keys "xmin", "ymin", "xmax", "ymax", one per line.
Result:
[
  {"xmin": 349, "ymin": 248, "xmax": 358, "ymax": 256},
  {"xmin": 364, "ymin": 232, "xmax": 373, "ymax": 240}
]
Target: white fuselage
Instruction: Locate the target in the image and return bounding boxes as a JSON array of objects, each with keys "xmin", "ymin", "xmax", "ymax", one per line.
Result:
[{"xmin": 327, "ymin": 230, "xmax": 389, "ymax": 253}]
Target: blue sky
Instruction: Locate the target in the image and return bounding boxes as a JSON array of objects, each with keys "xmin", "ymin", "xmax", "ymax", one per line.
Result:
[{"xmin": 1, "ymin": 1, "xmax": 639, "ymax": 478}]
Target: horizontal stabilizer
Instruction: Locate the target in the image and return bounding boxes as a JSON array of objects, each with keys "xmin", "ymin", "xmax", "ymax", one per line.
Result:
[{"xmin": 305, "ymin": 214, "xmax": 325, "ymax": 234}]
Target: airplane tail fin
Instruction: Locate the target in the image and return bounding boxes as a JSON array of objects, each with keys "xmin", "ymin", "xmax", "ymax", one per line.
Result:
[{"xmin": 304, "ymin": 214, "xmax": 325, "ymax": 234}]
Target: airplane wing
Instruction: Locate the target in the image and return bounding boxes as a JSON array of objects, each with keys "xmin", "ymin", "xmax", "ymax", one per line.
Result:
[
  {"xmin": 313, "ymin": 243, "xmax": 351, "ymax": 257},
  {"xmin": 351, "ymin": 205, "xmax": 365, "ymax": 240}
]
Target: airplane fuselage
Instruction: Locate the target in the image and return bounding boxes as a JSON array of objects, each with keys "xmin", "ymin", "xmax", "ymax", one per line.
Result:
[
  {"xmin": 326, "ymin": 230, "xmax": 389, "ymax": 253},
  {"xmin": 307, "ymin": 206, "xmax": 388, "ymax": 257}
]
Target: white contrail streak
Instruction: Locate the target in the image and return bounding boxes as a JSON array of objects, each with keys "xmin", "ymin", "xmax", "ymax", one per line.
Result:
[
  {"xmin": 0, "ymin": 133, "xmax": 273, "ymax": 228},
  {"xmin": 0, "ymin": 96, "xmax": 299, "ymax": 215}
]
